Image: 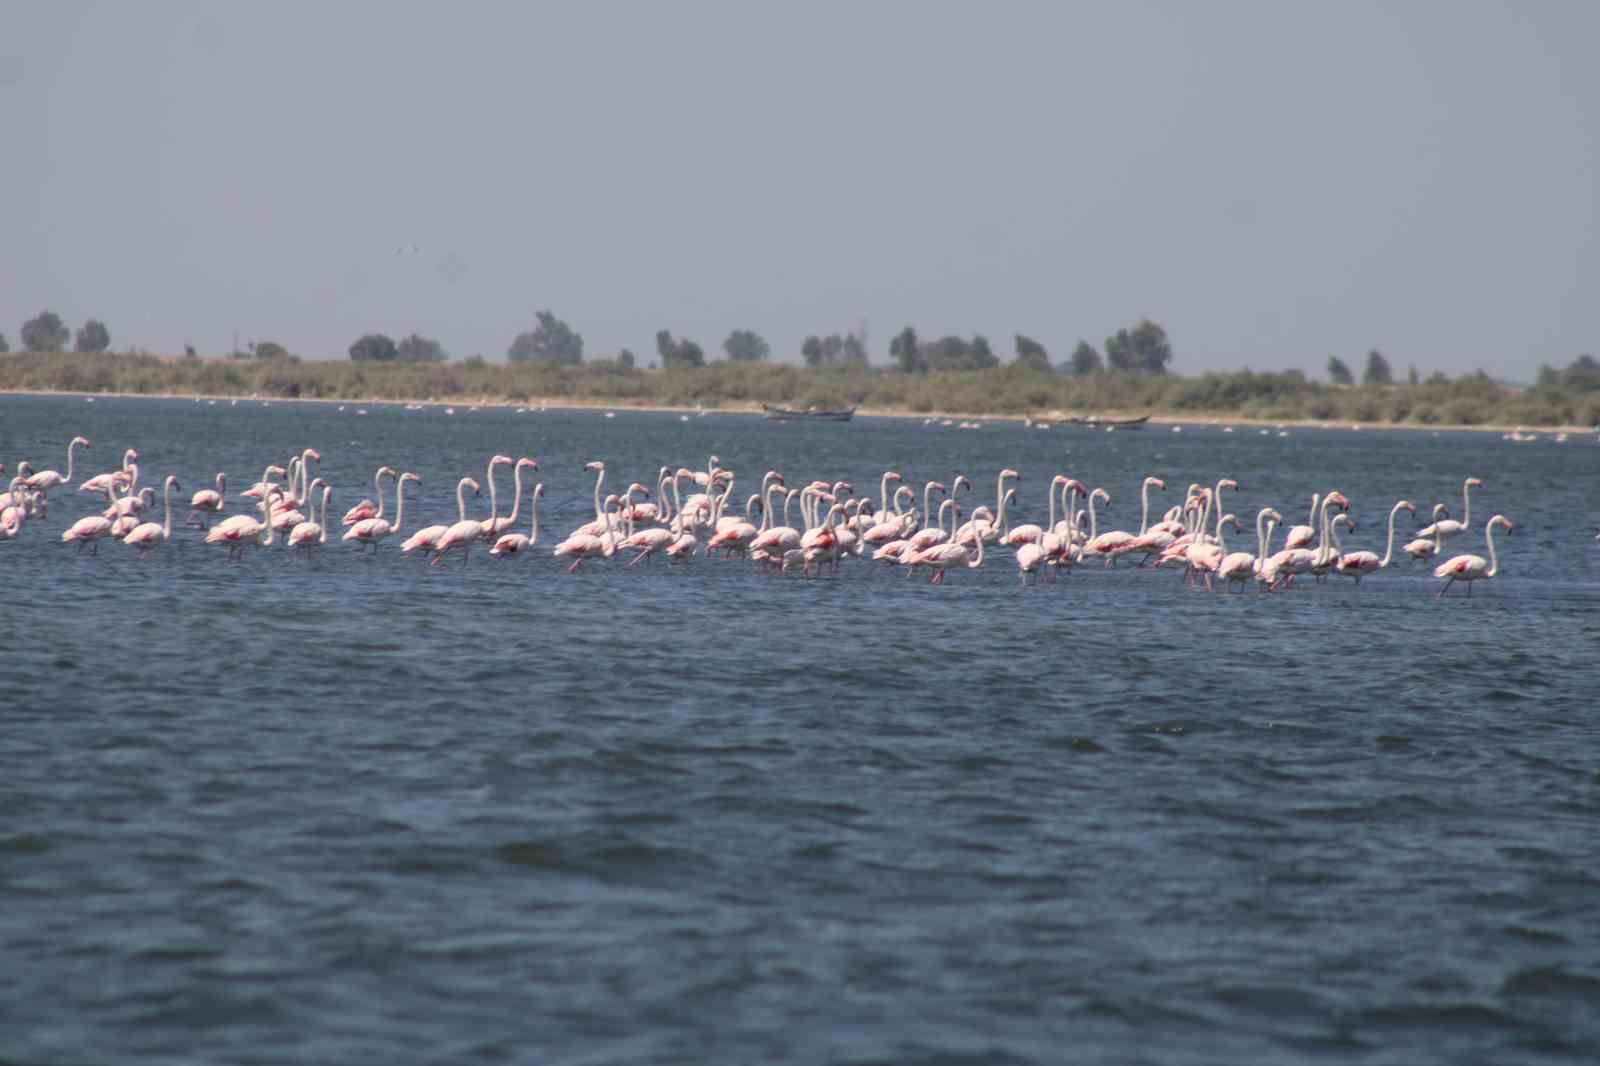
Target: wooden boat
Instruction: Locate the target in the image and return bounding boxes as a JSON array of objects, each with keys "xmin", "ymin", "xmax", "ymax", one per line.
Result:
[
  {"xmin": 1064, "ymin": 413, "xmax": 1149, "ymax": 429},
  {"xmin": 762, "ymin": 403, "xmax": 856, "ymax": 422}
]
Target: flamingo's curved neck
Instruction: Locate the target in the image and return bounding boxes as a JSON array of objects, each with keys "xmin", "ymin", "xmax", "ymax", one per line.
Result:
[
  {"xmin": 64, "ymin": 438, "xmax": 80, "ymax": 484},
  {"xmin": 1139, "ymin": 479, "xmax": 1154, "ymax": 535},
  {"xmin": 160, "ymin": 477, "xmax": 175, "ymax": 538},
  {"xmin": 503, "ymin": 465, "xmax": 526, "ymax": 527},
  {"xmin": 1461, "ymin": 479, "xmax": 1475, "ymax": 531},
  {"xmin": 591, "ymin": 466, "xmax": 605, "ymax": 523},
  {"xmin": 319, "ymin": 486, "xmax": 331, "ymax": 543},
  {"xmin": 969, "ymin": 507, "xmax": 984, "ymax": 567},
  {"xmin": 392, "ymin": 477, "xmax": 409, "ymax": 536},
  {"xmin": 1379, "ymin": 502, "xmax": 1404, "ymax": 568},
  {"xmin": 1484, "ymin": 517, "xmax": 1503, "ymax": 577},
  {"xmin": 455, "ymin": 479, "xmax": 470, "ymax": 522},
  {"xmin": 1087, "ymin": 491, "xmax": 1101, "ymax": 543},
  {"xmin": 373, "ymin": 467, "xmax": 388, "ymax": 518},
  {"xmin": 484, "ymin": 459, "xmax": 504, "ymax": 524},
  {"xmin": 528, "ymin": 486, "xmax": 541, "ymax": 545}
]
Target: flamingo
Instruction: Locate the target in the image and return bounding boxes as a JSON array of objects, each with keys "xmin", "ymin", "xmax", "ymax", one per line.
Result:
[
  {"xmin": 490, "ymin": 484, "xmax": 545, "ymax": 557},
  {"xmin": 402, "ymin": 478, "xmax": 479, "ymax": 555},
  {"xmin": 1005, "ymin": 475, "xmax": 1069, "ymax": 547},
  {"xmin": 1283, "ymin": 490, "xmax": 1349, "ymax": 550},
  {"xmin": 1, "ymin": 477, "xmax": 29, "ymax": 540},
  {"xmin": 552, "ymin": 499, "xmax": 619, "ymax": 571},
  {"xmin": 1075, "ymin": 487, "xmax": 1116, "ymax": 565},
  {"xmin": 25, "ymin": 436, "xmax": 90, "ymax": 495},
  {"xmin": 342, "ymin": 464, "xmax": 397, "ymax": 525},
  {"xmin": 481, "ymin": 457, "xmax": 535, "ymax": 540},
  {"xmin": 1218, "ymin": 508, "xmax": 1279, "ymax": 592},
  {"xmin": 288, "ymin": 483, "xmax": 333, "ymax": 552},
  {"xmin": 1190, "ymin": 512, "xmax": 1242, "ymax": 591},
  {"xmin": 1404, "ymin": 504, "xmax": 1449, "ymax": 561},
  {"xmin": 79, "ymin": 448, "xmax": 138, "ymax": 496},
  {"xmin": 124, "ymin": 476, "xmax": 182, "ymax": 558},
  {"xmin": 1434, "ymin": 514, "xmax": 1515, "ymax": 598},
  {"xmin": 347, "ymin": 472, "xmax": 419, "ymax": 553},
  {"xmin": 749, "ymin": 487, "xmax": 803, "ymax": 558},
  {"xmin": 1337, "ymin": 499, "xmax": 1415, "ymax": 584},
  {"xmin": 186, "ymin": 473, "xmax": 227, "ymax": 528},
  {"xmin": 241, "ymin": 464, "xmax": 289, "ymax": 501},
  {"xmin": 433, "ymin": 455, "xmax": 510, "ymax": 565},
  {"xmin": 918, "ymin": 504, "xmax": 986, "ymax": 584},
  {"xmin": 1415, "ymin": 477, "xmax": 1482, "ymax": 545},
  {"xmin": 1088, "ymin": 476, "xmax": 1166, "ymax": 563},
  {"xmin": 204, "ymin": 492, "xmax": 279, "ymax": 561}
]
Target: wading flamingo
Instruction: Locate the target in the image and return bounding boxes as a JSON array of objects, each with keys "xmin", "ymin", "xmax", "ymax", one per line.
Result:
[
  {"xmin": 204, "ymin": 492, "xmax": 279, "ymax": 561},
  {"xmin": 346, "ymin": 472, "xmax": 419, "ymax": 553},
  {"xmin": 123, "ymin": 476, "xmax": 182, "ymax": 558},
  {"xmin": 288, "ymin": 483, "xmax": 333, "ymax": 552},
  {"xmin": 1416, "ymin": 477, "xmax": 1482, "ymax": 546},
  {"xmin": 490, "ymin": 484, "xmax": 544, "ymax": 557},
  {"xmin": 1434, "ymin": 514, "xmax": 1515, "ymax": 598},
  {"xmin": 26, "ymin": 436, "xmax": 89, "ymax": 494},
  {"xmin": 401, "ymin": 478, "xmax": 479, "ymax": 556},
  {"xmin": 79, "ymin": 448, "xmax": 138, "ymax": 496},
  {"xmin": 1337, "ymin": 499, "xmax": 1414, "ymax": 584},
  {"xmin": 186, "ymin": 473, "xmax": 227, "ymax": 528}
]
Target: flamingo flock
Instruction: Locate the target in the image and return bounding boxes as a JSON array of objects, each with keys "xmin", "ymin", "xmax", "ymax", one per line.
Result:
[{"xmin": 3, "ymin": 435, "xmax": 1524, "ymax": 599}]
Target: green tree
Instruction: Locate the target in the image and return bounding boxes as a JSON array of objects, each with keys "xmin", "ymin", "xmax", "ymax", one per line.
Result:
[
  {"xmin": 656, "ymin": 330, "xmax": 704, "ymax": 369},
  {"xmin": 396, "ymin": 333, "xmax": 448, "ymax": 363},
  {"xmin": 21, "ymin": 310, "xmax": 70, "ymax": 352},
  {"xmin": 253, "ymin": 341, "xmax": 291, "ymax": 361},
  {"xmin": 970, "ymin": 335, "xmax": 998, "ymax": 369},
  {"xmin": 1104, "ymin": 320, "xmax": 1173, "ymax": 374},
  {"xmin": 1363, "ymin": 348, "xmax": 1393, "ymax": 385},
  {"xmin": 1565, "ymin": 354, "xmax": 1600, "ymax": 390},
  {"xmin": 1408, "ymin": 364, "xmax": 1419, "ymax": 386},
  {"xmin": 722, "ymin": 329, "xmax": 770, "ymax": 363},
  {"xmin": 842, "ymin": 333, "xmax": 867, "ymax": 365},
  {"xmin": 349, "ymin": 333, "xmax": 398, "ymax": 362},
  {"xmin": 74, "ymin": 319, "xmax": 111, "ymax": 353},
  {"xmin": 1104, "ymin": 329, "xmax": 1137, "ymax": 373},
  {"xmin": 1327, "ymin": 356, "xmax": 1354, "ymax": 385},
  {"xmin": 890, "ymin": 325, "xmax": 922, "ymax": 373},
  {"xmin": 1069, "ymin": 340, "xmax": 1102, "ymax": 376},
  {"xmin": 507, "ymin": 310, "xmax": 584, "ymax": 364},
  {"xmin": 618, "ymin": 348, "xmax": 635, "ymax": 369},
  {"xmin": 1014, "ymin": 334, "xmax": 1050, "ymax": 371},
  {"xmin": 801, "ymin": 335, "xmax": 823, "ymax": 366},
  {"xmin": 0, "ymin": 332, "xmax": 8, "ymax": 354}
]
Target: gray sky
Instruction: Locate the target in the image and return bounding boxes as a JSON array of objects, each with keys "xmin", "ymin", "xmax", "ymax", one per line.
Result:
[{"xmin": 3, "ymin": 1, "xmax": 1595, "ymax": 377}]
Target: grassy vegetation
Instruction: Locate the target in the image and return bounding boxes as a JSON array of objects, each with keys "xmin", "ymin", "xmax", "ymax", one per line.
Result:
[{"xmin": 2, "ymin": 350, "xmax": 1598, "ymax": 429}]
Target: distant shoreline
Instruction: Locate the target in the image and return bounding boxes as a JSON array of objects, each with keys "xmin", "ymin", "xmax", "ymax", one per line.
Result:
[{"xmin": 3, "ymin": 385, "xmax": 1594, "ymax": 438}]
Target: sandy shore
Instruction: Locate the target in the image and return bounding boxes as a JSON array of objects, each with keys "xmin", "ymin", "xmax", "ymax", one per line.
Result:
[{"xmin": 3, "ymin": 387, "xmax": 1595, "ymax": 438}]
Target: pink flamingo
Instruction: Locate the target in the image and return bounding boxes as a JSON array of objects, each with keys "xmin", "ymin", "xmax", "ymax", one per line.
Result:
[
  {"xmin": 288, "ymin": 483, "xmax": 333, "ymax": 552},
  {"xmin": 26, "ymin": 436, "xmax": 90, "ymax": 495},
  {"xmin": 186, "ymin": 473, "xmax": 227, "ymax": 528},
  {"xmin": 552, "ymin": 499, "xmax": 619, "ymax": 572},
  {"xmin": 342, "ymin": 464, "xmax": 398, "ymax": 526},
  {"xmin": 402, "ymin": 477, "xmax": 479, "ymax": 556},
  {"xmin": 1218, "ymin": 508, "xmax": 1279, "ymax": 592},
  {"xmin": 1404, "ymin": 504, "xmax": 1449, "ymax": 561},
  {"xmin": 1337, "ymin": 499, "xmax": 1414, "ymax": 584},
  {"xmin": 918, "ymin": 504, "xmax": 986, "ymax": 584},
  {"xmin": 433, "ymin": 455, "xmax": 510, "ymax": 565},
  {"xmin": 1087, "ymin": 476, "xmax": 1165, "ymax": 563},
  {"xmin": 1005, "ymin": 475, "xmax": 1069, "ymax": 547},
  {"xmin": 489, "ymin": 484, "xmax": 544, "ymax": 557},
  {"xmin": 204, "ymin": 492, "xmax": 279, "ymax": 561},
  {"xmin": 482, "ymin": 458, "xmax": 538, "ymax": 540},
  {"xmin": 1434, "ymin": 514, "xmax": 1515, "ymax": 598},
  {"xmin": 123, "ymin": 476, "xmax": 182, "ymax": 558},
  {"xmin": 1416, "ymin": 477, "xmax": 1482, "ymax": 547},
  {"xmin": 347, "ymin": 473, "xmax": 419, "ymax": 554},
  {"xmin": 79, "ymin": 448, "xmax": 138, "ymax": 496}
]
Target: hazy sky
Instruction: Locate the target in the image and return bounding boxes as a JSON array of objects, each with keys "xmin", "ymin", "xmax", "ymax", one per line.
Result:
[{"xmin": 3, "ymin": 1, "xmax": 1595, "ymax": 377}]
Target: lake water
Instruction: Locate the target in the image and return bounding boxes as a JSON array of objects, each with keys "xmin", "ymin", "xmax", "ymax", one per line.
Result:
[{"xmin": 4, "ymin": 393, "xmax": 1599, "ymax": 1063}]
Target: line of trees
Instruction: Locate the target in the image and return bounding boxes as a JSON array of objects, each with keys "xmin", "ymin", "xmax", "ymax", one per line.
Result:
[{"xmin": 5, "ymin": 310, "xmax": 111, "ymax": 354}]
